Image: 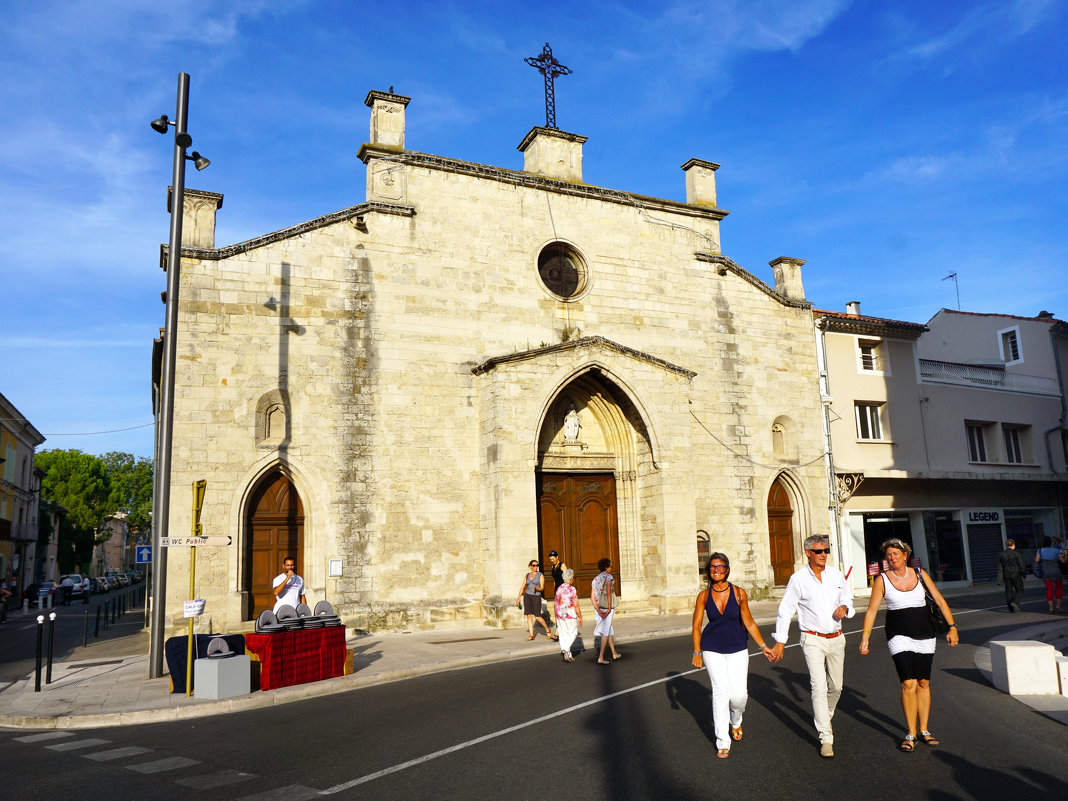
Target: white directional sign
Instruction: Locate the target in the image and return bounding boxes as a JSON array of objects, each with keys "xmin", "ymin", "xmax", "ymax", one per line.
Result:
[
  {"xmin": 135, "ymin": 545, "xmax": 153, "ymax": 563},
  {"xmin": 161, "ymin": 536, "xmax": 232, "ymax": 547}
]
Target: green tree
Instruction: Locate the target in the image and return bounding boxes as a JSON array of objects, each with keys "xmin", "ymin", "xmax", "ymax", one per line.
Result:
[
  {"xmin": 34, "ymin": 449, "xmax": 112, "ymax": 571},
  {"xmin": 101, "ymin": 451, "xmax": 153, "ymax": 536}
]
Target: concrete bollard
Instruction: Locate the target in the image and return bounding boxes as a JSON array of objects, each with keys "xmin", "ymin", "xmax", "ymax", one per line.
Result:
[
  {"xmin": 990, "ymin": 640, "xmax": 1060, "ymax": 695},
  {"xmin": 1057, "ymin": 655, "xmax": 1068, "ymax": 699}
]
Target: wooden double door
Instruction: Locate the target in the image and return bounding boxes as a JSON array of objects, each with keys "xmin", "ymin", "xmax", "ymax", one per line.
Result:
[
  {"xmin": 245, "ymin": 472, "xmax": 304, "ymax": 620},
  {"xmin": 537, "ymin": 473, "xmax": 619, "ymax": 599},
  {"xmin": 767, "ymin": 477, "xmax": 795, "ymax": 586}
]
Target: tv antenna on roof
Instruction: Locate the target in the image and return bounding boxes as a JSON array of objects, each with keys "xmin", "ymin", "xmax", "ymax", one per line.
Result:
[{"xmin": 942, "ymin": 272, "xmax": 960, "ymax": 310}]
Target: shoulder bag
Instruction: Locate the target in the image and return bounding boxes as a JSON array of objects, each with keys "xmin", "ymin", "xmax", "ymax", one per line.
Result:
[{"xmin": 916, "ymin": 569, "xmax": 951, "ymax": 634}]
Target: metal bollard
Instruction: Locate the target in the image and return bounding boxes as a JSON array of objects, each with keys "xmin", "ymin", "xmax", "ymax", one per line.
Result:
[
  {"xmin": 94, "ymin": 606, "xmax": 101, "ymax": 638},
  {"xmin": 34, "ymin": 615, "xmax": 44, "ymax": 692},
  {"xmin": 83, "ymin": 609, "xmax": 89, "ymax": 648},
  {"xmin": 46, "ymin": 612, "xmax": 57, "ymax": 684}
]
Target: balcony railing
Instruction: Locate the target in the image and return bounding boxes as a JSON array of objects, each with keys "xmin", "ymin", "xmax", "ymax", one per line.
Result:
[{"xmin": 919, "ymin": 359, "xmax": 1059, "ymax": 395}]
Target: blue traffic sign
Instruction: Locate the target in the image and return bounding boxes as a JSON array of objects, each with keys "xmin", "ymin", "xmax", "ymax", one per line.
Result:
[{"xmin": 135, "ymin": 545, "xmax": 153, "ymax": 564}]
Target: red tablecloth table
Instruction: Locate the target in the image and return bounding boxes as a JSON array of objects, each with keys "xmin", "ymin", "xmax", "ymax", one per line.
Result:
[{"xmin": 245, "ymin": 626, "xmax": 346, "ymax": 690}]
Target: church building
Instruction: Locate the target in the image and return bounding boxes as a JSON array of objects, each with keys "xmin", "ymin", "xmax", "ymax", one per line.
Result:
[{"xmin": 158, "ymin": 88, "xmax": 831, "ymax": 634}]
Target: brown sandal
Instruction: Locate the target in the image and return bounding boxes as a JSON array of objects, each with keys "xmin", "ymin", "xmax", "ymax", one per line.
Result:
[
  {"xmin": 730, "ymin": 726, "xmax": 743, "ymax": 741},
  {"xmin": 526, "ymin": 635, "xmax": 535, "ymax": 641}
]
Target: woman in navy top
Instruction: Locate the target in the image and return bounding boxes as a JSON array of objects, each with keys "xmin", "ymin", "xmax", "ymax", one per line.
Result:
[{"xmin": 690, "ymin": 552, "xmax": 776, "ymax": 758}]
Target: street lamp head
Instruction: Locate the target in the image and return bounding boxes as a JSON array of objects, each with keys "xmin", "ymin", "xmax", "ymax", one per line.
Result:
[
  {"xmin": 150, "ymin": 114, "xmax": 171, "ymax": 134},
  {"xmin": 190, "ymin": 151, "xmax": 210, "ymax": 171}
]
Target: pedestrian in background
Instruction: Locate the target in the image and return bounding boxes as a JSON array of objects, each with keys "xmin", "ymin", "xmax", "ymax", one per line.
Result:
[
  {"xmin": 547, "ymin": 550, "xmax": 567, "ymax": 596},
  {"xmin": 1035, "ymin": 536, "xmax": 1066, "ymax": 614},
  {"xmin": 516, "ymin": 559, "xmax": 555, "ymax": 641},
  {"xmin": 858, "ymin": 539, "xmax": 958, "ymax": 752},
  {"xmin": 591, "ymin": 557, "xmax": 621, "ymax": 664},
  {"xmin": 996, "ymin": 539, "xmax": 1026, "ymax": 613},
  {"xmin": 554, "ymin": 568, "xmax": 582, "ymax": 661},
  {"xmin": 691, "ymin": 552, "xmax": 776, "ymax": 758},
  {"xmin": 770, "ymin": 534, "xmax": 854, "ymax": 758}
]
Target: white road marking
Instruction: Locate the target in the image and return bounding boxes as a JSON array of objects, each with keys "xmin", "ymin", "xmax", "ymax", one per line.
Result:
[
  {"xmin": 46, "ymin": 738, "xmax": 111, "ymax": 751},
  {"xmin": 230, "ymin": 786, "xmax": 321, "ymax": 800},
  {"xmin": 322, "ymin": 601, "xmax": 1000, "ymax": 793},
  {"xmin": 15, "ymin": 732, "xmax": 75, "ymax": 743},
  {"xmin": 175, "ymin": 769, "xmax": 258, "ymax": 789},
  {"xmin": 83, "ymin": 746, "xmax": 153, "ymax": 761},
  {"xmin": 125, "ymin": 756, "xmax": 201, "ymax": 773}
]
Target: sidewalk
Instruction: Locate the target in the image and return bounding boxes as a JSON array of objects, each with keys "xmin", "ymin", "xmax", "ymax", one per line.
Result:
[{"xmin": 1, "ymin": 586, "xmax": 1065, "ymax": 730}]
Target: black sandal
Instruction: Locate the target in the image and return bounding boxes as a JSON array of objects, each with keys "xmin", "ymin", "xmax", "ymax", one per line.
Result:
[
  {"xmin": 898, "ymin": 735, "xmax": 916, "ymax": 752},
  {"xmin": 918, "ymin": 731, "xmax": 940, "ymax": 747}
]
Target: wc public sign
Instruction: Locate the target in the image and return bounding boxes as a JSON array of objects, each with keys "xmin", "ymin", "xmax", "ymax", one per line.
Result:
[{"xmin": 161, "ymin": 536, "xmax": 232, "ymax": 547}]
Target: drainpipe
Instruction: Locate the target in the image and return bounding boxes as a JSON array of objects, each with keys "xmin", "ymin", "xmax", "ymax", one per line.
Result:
[
  {"xmin": 1042, "ymin": 320, "xmax": 1066, "ymax": 537},
  {"xmin": 813, "ymin": 317, "xmax": 844, "ymax": 562}
]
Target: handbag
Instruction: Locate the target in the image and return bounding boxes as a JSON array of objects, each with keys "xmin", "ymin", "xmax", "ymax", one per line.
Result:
[
  {"xmin": 1034, "ymin": 561, "xmax": 1043, "ymax": 579},
  {"xmin": 916, "ymin": 569, "xmax": 951, "ymax": 634}
]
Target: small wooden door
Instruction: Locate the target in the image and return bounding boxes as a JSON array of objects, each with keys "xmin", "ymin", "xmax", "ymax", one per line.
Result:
[
  {"xmin": 537, "ymin": 473, "xmax": 619, "ymax": 598},
  {"xmin": 245, "ymin": 472, "xmax": 304, "ymax": 619},
  {"xmin": 767, "ymin": 478, "xmax": 795, "ymax": 586}
]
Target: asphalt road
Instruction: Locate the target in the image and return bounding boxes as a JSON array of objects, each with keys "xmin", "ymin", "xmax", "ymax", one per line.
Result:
[
  {"xmin": 0, "ymin": 587, "xmax": 147, "ymax": 683},
  {"xmin": 3, "ymin": 588, "xmax": 1067, "ymax": 800}
]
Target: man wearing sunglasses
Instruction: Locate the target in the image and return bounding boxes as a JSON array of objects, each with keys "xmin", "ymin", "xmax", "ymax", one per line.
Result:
[{"xmin": 770, "ymin": 535, "xmax": 854, "ymax": 758}]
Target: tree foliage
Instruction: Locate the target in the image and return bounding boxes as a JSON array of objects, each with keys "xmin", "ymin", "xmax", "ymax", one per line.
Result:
[
  {"xmin": 34, "ymin": 449, "xmax": 111, "ymax": 570},
  {"xmin": 34, "ymin": 449, "xmax": 155, "ymax": 571},
  {"xmin": 101, "ymin": 451, "xmax": 153, "ymax": 535}
]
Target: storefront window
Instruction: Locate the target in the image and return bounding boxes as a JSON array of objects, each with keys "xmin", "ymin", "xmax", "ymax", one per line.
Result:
[
  {"xmin": 923, "ymin": 511, "xmax": 966, "ymax": 582},
  {"xmin": 1005, "ymin": 510, "xmax": 1043, "ymax": 565},
  {"xmin": 862, "ymin": 513, "xmax": 912, "ymax": 567}
]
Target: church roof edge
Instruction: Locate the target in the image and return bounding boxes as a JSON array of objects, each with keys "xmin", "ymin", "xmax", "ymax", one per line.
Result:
[{"xmin": 471, "ymin": 336, "xmax": 697, "ymax": 378}]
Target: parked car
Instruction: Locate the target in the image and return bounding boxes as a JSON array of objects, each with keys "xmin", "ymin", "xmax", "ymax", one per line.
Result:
[
  {"xmin": 124, "ymin": 571, "xmax": 141, "ymax": 585},
  {"xmin": 32, "ymin": 581, "xmax": 56, "ymax": 607},
  {"xmin": 92, "ymin": 577, "xmax": 110, "ymax": 594}
]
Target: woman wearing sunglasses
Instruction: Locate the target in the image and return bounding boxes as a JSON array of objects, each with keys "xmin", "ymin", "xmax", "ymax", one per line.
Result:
[
  {"xmin": 691, "ymin": 552, "xmax": 776, "ymax": 758},
  {"xmin": 516, "ymin": 559, "xmax": 556, "ymax": 641}
]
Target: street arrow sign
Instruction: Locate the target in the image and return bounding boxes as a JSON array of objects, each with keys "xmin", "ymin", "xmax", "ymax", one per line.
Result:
[
  {"xmin": 135, "ymin": 545, "xmax": 153, "ymax": 563},
  {"xmin": 161, "ymin": 536, "xmax": 232, "ymax": 547}
]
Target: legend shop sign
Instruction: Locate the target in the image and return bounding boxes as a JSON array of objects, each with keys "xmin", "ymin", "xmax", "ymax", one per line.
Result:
[{"xmin": 966, "ymin": 509, "xmax": 1001, "ymax": 524}]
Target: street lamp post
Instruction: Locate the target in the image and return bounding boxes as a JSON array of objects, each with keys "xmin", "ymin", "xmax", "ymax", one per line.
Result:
[{"xmin": 148, "ymin": 72, "xmax": 209, "ymax": 679}]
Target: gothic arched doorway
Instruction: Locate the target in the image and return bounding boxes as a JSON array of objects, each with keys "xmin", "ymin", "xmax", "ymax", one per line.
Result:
[
  {"xmin": 767, "ymin": 477, "xmax": 795, "ymax": 586},
  {"xmin": 244, "ymin": 470, "xmax": 304, "ymax": 619},
  {"xmin": 535, "ymin": 373, "xmax": 647, "ymax": 598}
]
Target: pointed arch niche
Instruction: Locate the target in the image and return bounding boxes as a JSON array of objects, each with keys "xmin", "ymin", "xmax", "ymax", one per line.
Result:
[{"xmin": 535, "ymin": 371, "xmax": 654, "ymax": 599}]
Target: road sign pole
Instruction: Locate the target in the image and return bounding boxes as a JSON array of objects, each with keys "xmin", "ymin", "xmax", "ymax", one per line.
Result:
[{"xmin": 186, "ymin": 480, "xmax": 205, "ymax": 697}]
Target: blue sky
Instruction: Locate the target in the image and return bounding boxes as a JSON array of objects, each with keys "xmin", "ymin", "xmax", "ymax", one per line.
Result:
[{"xmin": 2, "ymin": 0, "xmax": 1066, "ymax": 459}]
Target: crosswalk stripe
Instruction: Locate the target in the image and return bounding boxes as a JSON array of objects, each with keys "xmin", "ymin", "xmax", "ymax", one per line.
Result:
[
  {"xmin": 46, "ymin": 738, "xmax": 111, "ymax": 751},
  {"xmin": 82, "ymin": 746, "xmax": 153, "ymax": 761},
  {"xmin": 125, "ymin": 756, "xmax": 201, "ymax": 773},
  {"xmin": 175, "ymin": 770, "xmax": 258, "ymax": 789},
  {"xmin": 15, "ymin": 732, "xmax": 75, "ymax": 743},
  {"xmin": 229, "ymin": 785, "xmax": 322, "ymax": 800}
]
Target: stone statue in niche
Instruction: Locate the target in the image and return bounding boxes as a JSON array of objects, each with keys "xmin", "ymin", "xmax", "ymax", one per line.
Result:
[{"xmin": 563, "ymin": 404, "xmax": 581, "ymax": 443}]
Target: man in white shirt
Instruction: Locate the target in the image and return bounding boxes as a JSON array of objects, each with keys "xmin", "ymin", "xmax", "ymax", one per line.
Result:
[
  {"xmin": 271, "ymin": 556, "xmax": 306, "ymax": 614},
  {"xmin": 770, "ymin": 534, "xmax": 854, "ymax": 758}
]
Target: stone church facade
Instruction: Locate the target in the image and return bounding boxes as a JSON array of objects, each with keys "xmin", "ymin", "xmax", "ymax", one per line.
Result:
[{"xmin": 159, "ymin": 90, "xmax": 830, "ymax": 634}]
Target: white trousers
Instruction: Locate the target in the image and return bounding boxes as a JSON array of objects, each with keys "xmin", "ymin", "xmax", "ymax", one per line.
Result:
[
  {"xmin": 557, "ymin": 617, "xmax": 579, "ymax": 654},
  {"xmin": 702, "ymin": 649, "xmax": 750, "ymax": 750},
  {"xmin": 800, "ymin": 632, "xmax": 846, "ymax": 745}
]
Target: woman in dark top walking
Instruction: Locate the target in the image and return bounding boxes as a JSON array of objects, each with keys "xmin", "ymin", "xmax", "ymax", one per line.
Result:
[{"xmin": 690, "ymin": 552, "xmax": 776, "ymax": 758}]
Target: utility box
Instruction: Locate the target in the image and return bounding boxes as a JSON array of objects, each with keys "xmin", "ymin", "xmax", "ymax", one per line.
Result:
[{"xmin": 194, "ymin": 655, "xmax": 251, "ymax": 700}]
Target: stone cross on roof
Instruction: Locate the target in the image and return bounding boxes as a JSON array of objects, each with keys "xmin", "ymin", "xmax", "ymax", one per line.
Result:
[{"xmin": 525, "ymin": 42, "xmax": 572, "ymax": 129}]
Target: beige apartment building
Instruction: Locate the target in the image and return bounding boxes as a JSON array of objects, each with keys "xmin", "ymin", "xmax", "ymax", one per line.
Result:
[
  {"xmin": 816, "ymin": 305, "xmax": 1068, "ymax": 591},
  {"xmin": 155, "ymin": 89, "xmax": 832, "ymax": 636},
  {"xmin": 0, "ymin": 390, "xmax": 48, "ymax": 595}
]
